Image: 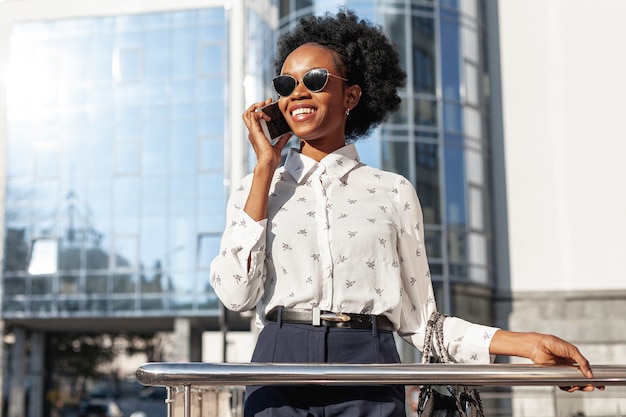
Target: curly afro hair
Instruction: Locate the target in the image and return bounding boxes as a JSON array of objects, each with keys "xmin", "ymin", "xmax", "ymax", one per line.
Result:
[{"xmin": 274, "ymin": 9, "xmax": 407, "ymax": 142}]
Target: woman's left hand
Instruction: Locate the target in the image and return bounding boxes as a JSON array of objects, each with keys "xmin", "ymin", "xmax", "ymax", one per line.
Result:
[
  {"xmin": 490, "ymin": 330, "xmax": 604, "ymax": 392},
  {"xmin": 527, "ymin": 333, "xmax": 603, "ymax": 392}
]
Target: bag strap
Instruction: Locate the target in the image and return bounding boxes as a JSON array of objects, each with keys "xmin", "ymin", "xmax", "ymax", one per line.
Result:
[
  {"xmin": 422, "ymin": 311, "xmax": 454, "ymax": 364},
  {"xmin": 421, "ymin": 312, "xmax": 438, "ymax": 364}
]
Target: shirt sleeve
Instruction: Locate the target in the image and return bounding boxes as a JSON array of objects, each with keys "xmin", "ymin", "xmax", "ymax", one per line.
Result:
[
  {"xmin": 393, "ymin": 175, "xmax": 499, "ymax": 363},
  {"xmin": 209, "ymin": 175, "xmax": 268, "ymax": 312}
]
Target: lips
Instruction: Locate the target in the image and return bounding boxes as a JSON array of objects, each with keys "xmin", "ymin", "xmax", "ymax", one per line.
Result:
[{"xmin": 291, "ymin": 106, "xmax": 316, "ymax": 117}]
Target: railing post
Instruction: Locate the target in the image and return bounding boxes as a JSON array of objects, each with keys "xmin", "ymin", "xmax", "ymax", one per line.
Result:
[{"xmin": 184, "ymin": 385, "xmax": 191, "ymax": 417}]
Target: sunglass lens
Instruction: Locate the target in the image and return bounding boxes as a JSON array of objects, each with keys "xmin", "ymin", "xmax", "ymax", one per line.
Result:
[
  {"xmin": 303, "ymin": 69, "xmax": 329, "ymax": 92},
  {"xmin": 273, "ymin": 76, "xmax": 296, "ymax": 96}
]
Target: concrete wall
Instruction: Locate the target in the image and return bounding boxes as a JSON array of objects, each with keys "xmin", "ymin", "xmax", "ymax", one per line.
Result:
[{"xmin": 497, "ymin": 0, "xmax": 626, "ymax": 293}]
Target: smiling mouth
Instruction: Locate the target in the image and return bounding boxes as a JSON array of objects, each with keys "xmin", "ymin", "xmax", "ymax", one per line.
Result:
[{"xmin": 291, "ymin": 107, "xmax": 316, "ymax": 117}]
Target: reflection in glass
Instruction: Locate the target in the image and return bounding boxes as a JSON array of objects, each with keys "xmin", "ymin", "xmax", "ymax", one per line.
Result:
[
  {"xmin": 415, "ymin": 142, "xmax": 440, "ymax": 224},
  {"xmin": 412, "ymin": 16, "xmax": 435, "ymax": 94},
  {"xmin": 381, "ymin": 140, "xmax": 409, "ymax": 179}
]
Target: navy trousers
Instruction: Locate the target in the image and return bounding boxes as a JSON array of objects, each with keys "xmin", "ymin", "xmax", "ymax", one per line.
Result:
[{"xmin": 244, "ymin": 311, "xmax": 406, "ymax": 417}]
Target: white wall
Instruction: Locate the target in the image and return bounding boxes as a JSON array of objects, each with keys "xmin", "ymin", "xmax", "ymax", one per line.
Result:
[{"xmin": 498, "ymin": 0, "xmax": 626, "ymax": 292}]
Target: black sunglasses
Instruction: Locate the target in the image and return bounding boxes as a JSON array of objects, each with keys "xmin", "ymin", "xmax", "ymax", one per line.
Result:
[{"xmin": 272, "ymin": 68, "xmax": 348, "ymax": 97}]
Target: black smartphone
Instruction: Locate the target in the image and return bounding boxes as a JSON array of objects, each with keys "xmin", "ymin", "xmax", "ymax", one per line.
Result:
[{"xmin": 257, "ymin": 102, "xmax": 291, "ymax": 145}]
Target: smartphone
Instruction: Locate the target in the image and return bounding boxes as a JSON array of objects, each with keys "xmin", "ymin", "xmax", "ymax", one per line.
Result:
[{"xmin": 256, "ymin": 102, "xmax": 291, "ymax": 145}]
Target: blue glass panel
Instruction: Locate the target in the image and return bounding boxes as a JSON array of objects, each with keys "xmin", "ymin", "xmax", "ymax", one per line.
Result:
[
  {"xmin": 172, "ymin": 80, "xmax": 195, "ymax": 102},
  {"xmin": 144, "ymin": 103, "xmax": 169, "ymax": 121},
  {"xmin": 172, "ymin": 10, "xmax": 198, "ymax": 25},
  {"xmin": 170, "ymin": 175, "xmax": 196, "ymax": 198},
  {"xmin": 143, "ymin": 122, "xmax": 169, "ymax": 174},
  {"xmin": 8, "ymin": 138, "xmax": 32, "ymax": 179},
  {"xmin": 381, "ymin": 140, "xmax": 410, "ymax": 179},
  {"xmin": 443, "ymin": 102, "xmax": 463, "ymax": 133},
  {"xmin": 198, "ymin": 25, "xmax": 226, "ymax": 42},
  {"xmin": 440, "ymin": 19, "xmax": 461, "ymax": 100},
  {"xmin": 444, "ymin": 144, "xmax": 466, "ymax": 226},
  {"xmin": 170, "ymin": 199, "xmax": 194, "ymax": 216},
  {"xmin": 197, "ymin": 79, "xmax": 225, "ymax": 101},
  {"xmin": 144, "ymin": 30, "xmax": 170, "ymax": 79},
  {"xmin": 412, "ymin": 16, "xmax": 435, "ymax": 94},
  {"xmin": 197, "ymin": 196, "xmax": 225, "ymax": 214},
  {"xmin": 172, "ymin": 28, "xmax": 196, "ymax": 78},
  {"xmin": 116, "ymin": 143, "xmax": 140, "ymax": 176},
  {"xmin": 169, "ymin": 217, "xmax": 194, "ymax": 270},
  {"xmin": 140, "ymin": 217, "xmax": 167, "ymax": 270},
  {"xmin": 354, "ymin": 136, "xmax": 381, "ymax": 169},
  {"xmin": 114, "ymin": 236, "xmax": 138, "ymax": 269},
  {"xmin": 197, "ymin": 233, "xmax": 221, "ymax": 269},
  {"xmin": 197, "ymin": 173, "xmax": 224, "ymax": 198},
  {"xmin": 415, "ymin": 142, "xmax": 440, "ymax": 224},
  {"xmin": 141, "ymin": 199, "xmax": 167, "ymax": 216},
  {"xmin": 114, "ymin": 177, "xmax": 140, "ymax": 202},
  {"xmin": 142, "ymin": 177, "xmax": 168, "ymax": 200},
  {"xmin": 199, "ymin": 138, "xmax": 224, "ymax": 171},
  {"xmin": 170, "ymin": 121, "xmax": 196, "ymax": 173},
  {"xmin": 199, "ymin": 43, "xmax": 223, "ymax": 76},
  {"xmin": 196, "ymin": 208, "xmax": 225, "ymax": 232},
  {"xmin": 199, "ymin": 9, "xmax": 225, "ymax": 24}
]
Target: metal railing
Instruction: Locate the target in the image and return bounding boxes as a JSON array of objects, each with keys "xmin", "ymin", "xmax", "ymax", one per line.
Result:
[{"xmin": 136, "ymin": 363, "xmax": 626, "ymax": 417}]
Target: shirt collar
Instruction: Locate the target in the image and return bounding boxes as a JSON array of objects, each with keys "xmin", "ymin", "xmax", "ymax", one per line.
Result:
[{"xmin": 284, "ymin": 144, "xmax": 361, "ymax": 184}]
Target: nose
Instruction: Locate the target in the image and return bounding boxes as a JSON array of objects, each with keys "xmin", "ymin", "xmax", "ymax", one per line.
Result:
[{"xmin": 290, "ymin": 78, "xmax": 309, "ymax": 98}]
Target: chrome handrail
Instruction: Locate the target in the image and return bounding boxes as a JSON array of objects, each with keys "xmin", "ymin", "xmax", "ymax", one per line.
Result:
[{"xmin": 136, "ymin": 362, "xmax": 626, "ymax": 387}]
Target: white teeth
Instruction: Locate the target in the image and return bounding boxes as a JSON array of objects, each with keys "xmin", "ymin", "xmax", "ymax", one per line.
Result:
[{"xmin": 291, "ymin": 107, "xmax": 315, "ymax": 116}]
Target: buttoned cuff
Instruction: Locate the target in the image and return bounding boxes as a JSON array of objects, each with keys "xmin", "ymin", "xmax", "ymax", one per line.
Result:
[{"xmin": 444, "ymin": 317, "xmax": 499, "ymax": 364}]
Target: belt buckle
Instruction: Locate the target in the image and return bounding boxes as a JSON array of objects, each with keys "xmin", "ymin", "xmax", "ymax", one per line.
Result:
[{"xmin": 320, "ymin": 312, "xmax": 351, "ymax": 323}]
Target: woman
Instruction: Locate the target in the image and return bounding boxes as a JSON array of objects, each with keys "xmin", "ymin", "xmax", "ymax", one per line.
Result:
[{"xmin": 210, "ymin": 9, "xmax": 597, "ymax": 417}]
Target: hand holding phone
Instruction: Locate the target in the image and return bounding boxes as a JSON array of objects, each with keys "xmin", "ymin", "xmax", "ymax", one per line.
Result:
[{"xmin": 256, "ymin": 102, "xmax": 291, "ymax": 145}]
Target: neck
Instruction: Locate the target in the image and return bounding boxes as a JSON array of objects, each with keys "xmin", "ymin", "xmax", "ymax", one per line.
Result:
[{"xmin": 300, "ymin": 139, "xmax": 346, "ymax": 162}]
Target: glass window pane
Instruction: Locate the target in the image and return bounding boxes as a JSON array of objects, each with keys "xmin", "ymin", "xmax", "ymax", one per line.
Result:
[
  {"xmin": 415, "ymin": 98, "xmax": 437, "ymax": 127},
  {"xmin": 170, "ymin": 121, "xmax": 196, "ymax": 173},
  {"xmin": 59, "ymin": 275, "xmax": 80, "ymax": 294},
  {"xmin": 199, "ymin": 138, "xmax": 223, "ymax": 171},
  {"xmin": 116, "ymin": 142, "xmax": 140, "ymax": 174},
  {"xmin": 86, "ymin": 274, "xmax": 108, "ymax": 294},
  {"xmin": 32, "ymin": 275, "xmax": 52, "ymax": 295},
  {"xmin": 424, "ymin": 230, "xmax": 442, "ymax": 259},
  {"xmin": 4, "ymin": 277, "xmax": 26, "ymax": 296},
  {"xmin": 172, "ymin": 28, "xmax": 196, "ymax": 78},
  {"xmin": 444, "ymin": 144, "xmax": 466, "ymax": 226},
  {"xmin": 464, "ymin": 61, "xmax": 479, "ymax": 106},
  {"xmin": 199, "ymin": 43, "xmax": 223, "ymax": 76},
  {"xmin": 114, "ymin": 235, "xmax": 138, "ymax": 269},
  {"xmin": 412, "ymin": 16, "xmax": 435, "ymax": 94},
  {"xmin": 144, "ymin": 30, "xmax": 170, "ymax": 79},
  {"xmin": 468, "ymin": 186, "xmax": 484, "ymax": 231},
  {"xmin": 140, "ymin": 217, "xmax": 167, "ymax": 269},
  {"xmin": 463, "ymin": 106, "xmax": 481, "ymax": 140},
  {"xmin": 381, "ymin": 140, "xmax": 410, "ymax": 179},
  {"xmin": 440, "ymin": 19, "xmax": 461, "ymax": 100},
  {"xmin": 113, "ymin": 273, "xmax": 137, "ymax": 293},
  {"xmin": 197, "ymin": 233, "xmax": 220, "ymax": 269},
  {"xmin": 381, "ymin": 13, "xmax": 406, "ymax": 73},
  {"xmin": 415, "ymin": 143, "xmax": 440, "ymax": 224}
]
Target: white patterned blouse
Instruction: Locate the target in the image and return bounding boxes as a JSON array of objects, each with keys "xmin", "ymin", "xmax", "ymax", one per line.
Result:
[{"xmin": 210, "ymin": 144, "xmax": 498, "ymax": 363}]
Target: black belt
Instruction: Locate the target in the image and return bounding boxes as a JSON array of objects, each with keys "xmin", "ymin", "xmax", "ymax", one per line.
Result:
[{"xmin": 266, "ymin": 307, "xmax": 394, "ymax": 331}]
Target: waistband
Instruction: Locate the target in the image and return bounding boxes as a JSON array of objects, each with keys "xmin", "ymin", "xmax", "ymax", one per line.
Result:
[{"xmin": 266, "ymin": 307, "xmax": 394, "ymax": 331}]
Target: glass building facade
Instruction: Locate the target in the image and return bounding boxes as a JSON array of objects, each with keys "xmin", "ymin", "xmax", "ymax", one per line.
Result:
[{"xmin": 3, "ymin": 9, "xmax": 231, "ymax": 318}]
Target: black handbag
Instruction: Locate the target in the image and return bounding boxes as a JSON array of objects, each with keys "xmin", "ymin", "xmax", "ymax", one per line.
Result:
[{"xmin": 416, "ymin": 312, "xmax": 485, "ymax": 417}]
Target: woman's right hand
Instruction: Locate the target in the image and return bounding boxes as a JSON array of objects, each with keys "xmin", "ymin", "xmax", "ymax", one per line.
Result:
[{"xmin": 242, "ymin": 98, "xmax": 292, "ymax": 170}]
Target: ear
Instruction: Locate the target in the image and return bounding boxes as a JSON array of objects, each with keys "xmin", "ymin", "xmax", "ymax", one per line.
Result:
[{"xmin": 345, "ymin": 84, "xmax": 362, "ymax": 111}]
